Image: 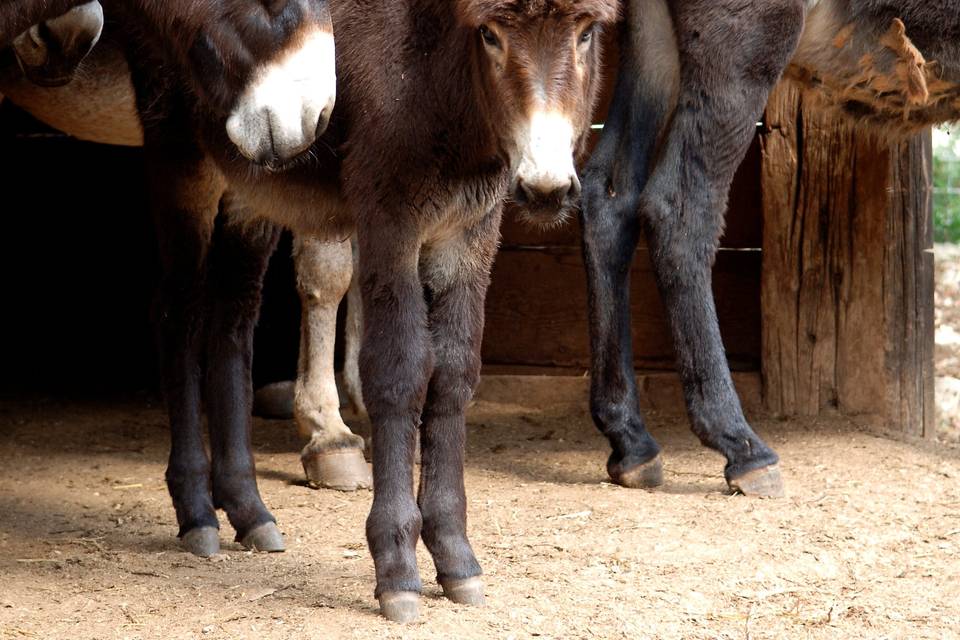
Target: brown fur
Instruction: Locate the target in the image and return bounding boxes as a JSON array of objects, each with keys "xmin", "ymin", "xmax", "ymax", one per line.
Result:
[
  {"xmin": 456, "ymin": 0, "xmax": 619, "ymax": 26},
  {"xmin": 789, "ymin": 0, "xmax": 960, "ymax": 134}
]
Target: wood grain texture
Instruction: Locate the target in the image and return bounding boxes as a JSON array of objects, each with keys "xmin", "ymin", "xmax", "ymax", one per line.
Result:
[
  {"xmin": 760, "ymin": 83, "xmax": 934, "ymax": 437},
  {"xmin": 482, "ymin": 248, "xmax": 761, "ymax": 370}
]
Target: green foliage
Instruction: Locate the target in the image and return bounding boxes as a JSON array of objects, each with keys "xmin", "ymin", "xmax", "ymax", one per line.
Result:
[{"xmin": 934, "ymin": 126, "xmax": 960, "ymax": 243}]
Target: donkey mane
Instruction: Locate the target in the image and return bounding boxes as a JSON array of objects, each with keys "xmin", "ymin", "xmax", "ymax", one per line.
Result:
[{"xmin": 455, "ymin": 0, "xmax": 619, "ymax": 27}]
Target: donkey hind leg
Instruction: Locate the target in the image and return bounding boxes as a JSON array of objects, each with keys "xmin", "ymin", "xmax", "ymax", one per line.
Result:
[
  {"xmin": 204, "ymin": 201, "xmax": 284, "ymax": 551},
  {"xmin": 359, "ymin": 225, "xmax": 432, "ymax": 623},
  {"xmin": 151, "ymin": 157, "xmax": 222, "ymax": 557},
  {"xmin": 418, "ymin": 214, "xmax": 500, "ymax": 608},
  {"xmin": 293, "ymin": 235, "xmax": 371, "ymax": 491},
  {"xmin": 343, "ymin": 235, "xmax": 367, "ymax": 416},
  {"xmin": 579, "ymin": 0, "xmax": 681, "ymax": 488},
  {"xmin": 639, "ymin": 0, "xmax": 806, "ymax": 497}
]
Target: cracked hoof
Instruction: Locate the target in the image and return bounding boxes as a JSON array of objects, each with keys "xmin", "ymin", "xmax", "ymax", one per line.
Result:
[
  {"xmin": 728, "ymin": 464, "xmax": 785, "ymax": 498},
  {"xmin": 302, "ymin": 448, "xmax": 372, "ymax": 491},
  {"xmin": 439, "ymin": 576, "xmax": 485, "ymax": 606},
  {"xmin": 378, "ymin": 591, "xmax": 419, "ymax": 623},
  {"xmin": 181, "ymin": 526, "xmax": 220, "ymax": 557},
  {"xmin": 612, "ymin": 454, "xmax": 664, "ymax": 488},
  {"xmin": 253, "ymin": 381, "xmax": 295, "ymax": 418},
  {"xmin": 240, "ymin": 522, "xmax": 285, "ymax": 552}
]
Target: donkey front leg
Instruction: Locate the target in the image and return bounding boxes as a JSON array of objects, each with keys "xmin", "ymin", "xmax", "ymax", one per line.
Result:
[
  {"xmin": 293, "ymin": 235, "xmax": 371, "ymax": 491},
  {"xmin": 417, "ymin": 215, "xmax": 500, "ymax": 608},
  {"xmin": 638, "ymin": 0, "xmax": 806, "ymax": 497},
  {"xmin": 149, "ymin": 153, "xmax": 221, "ymax": 557},
  {"xmin": 204, "ymin": 205, "xmax": 284, "ymax": 551},
  {"xmin": 359, "ymin": 225, "xmax": 432, "ymax": 623}
]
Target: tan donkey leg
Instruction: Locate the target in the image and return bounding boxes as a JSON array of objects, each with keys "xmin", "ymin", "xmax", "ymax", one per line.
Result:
[
  {"xmin": 293, "ymin": 236, "xmax": 371, "ymax": 491},
  {"xmin": 342, "ymin": 236, "xmax": 367, "ymax": 417}
]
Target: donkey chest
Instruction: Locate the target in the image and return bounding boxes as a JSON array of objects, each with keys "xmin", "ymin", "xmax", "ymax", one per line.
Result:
[
  {"xmin": 226, "ymin": 168, "xmax": 353, "ymax": 241},
  {"xmin": 416, "ymin": 172, "xmax": 508, "ymax": 244}
]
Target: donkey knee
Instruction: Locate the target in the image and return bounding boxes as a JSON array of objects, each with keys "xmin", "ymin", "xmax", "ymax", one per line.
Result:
[
  {"xmin": 294, "ymin": 237, "xmax": 352, "ymax": 303},
  {"xmin": 427, "ymin": 351, "xmax": 481, "ymax": 417},
  {"xmin": 360, "ymin": 349, "xmax": 433, "ymax": 421},
  {"xmin": 641, "ymin": 189, "xmax": 720, "ymax": 267}
]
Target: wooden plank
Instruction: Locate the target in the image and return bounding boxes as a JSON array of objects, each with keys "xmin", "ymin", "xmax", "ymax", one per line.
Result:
[
  {"xmin": 760, "ymin": 83, "xmax": 935, "ymax": 438},
  {"xmin": 475, "ymin": 371, "xmax": 763, "ymax": 416},
  {"xmin": 482, "ymin": 248, "xmax": 761, "ymax": 370}
]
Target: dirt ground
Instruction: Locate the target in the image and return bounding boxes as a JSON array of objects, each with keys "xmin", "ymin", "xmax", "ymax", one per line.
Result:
[
  {"xmin": 3, "ymin": 249, "xmax": 960, "ymax": 640},
  {"xmin": 1, "ymin": 397, "xmax": 959, "ymax": 640}
]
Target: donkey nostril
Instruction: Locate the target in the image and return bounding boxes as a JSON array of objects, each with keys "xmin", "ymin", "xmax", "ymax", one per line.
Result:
[
  {"xmin": 521, "ymin": 181, "xmax": 540, "ymax": 204},
  {"xmin": 512, "ymin": 179, "xmax": 531, "ymax": 205},
  {"xmin": 315, "ymin": 105, "xmax": 332, "ymax": 138},
  {"xmin": 569, "ymin": 174, "xmax": 582, "ymax": 199},
  {"xmin": 546, "ymin": 184, "xmax": 571, "ymax": 203}
]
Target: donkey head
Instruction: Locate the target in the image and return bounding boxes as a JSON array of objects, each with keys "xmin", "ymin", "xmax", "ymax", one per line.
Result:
[
  {"xmin": 458, "ymin": 0, "xmax": 618, "ymax": 223},
  {"xmin": 12, "ymin": 1, "xmax": 103, "ymax": 87},
  {"xmin": 179, "ymin": 0, "xmax": 336, "ymax": 168}
]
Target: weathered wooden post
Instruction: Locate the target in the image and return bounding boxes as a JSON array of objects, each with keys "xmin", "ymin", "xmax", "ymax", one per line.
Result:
[{"xmin": 761, "ymin": 83, "xmax": 935, "ymax": 438}]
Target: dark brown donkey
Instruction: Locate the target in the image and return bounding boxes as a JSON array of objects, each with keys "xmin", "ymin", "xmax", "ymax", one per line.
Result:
[
  {"xmin": 94, "ymin": 0, "xmax": 337, "ymax": 556},
  {"xmin": 3, "ymin": 0, "xmax": 333, "ymax": 169},
  {"xmin": 580, "ymin": 0, "xmax": 960, "ymax": 497},
  {"xmin": 117, "ymin": 0, "xmax": 617, "ymax": 623}
]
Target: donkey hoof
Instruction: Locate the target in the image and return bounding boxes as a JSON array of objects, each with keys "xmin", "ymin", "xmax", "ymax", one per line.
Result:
[
  {"xmin": 378, "ymin": 591, "xmax": 420, "ymax": 623},
  {"xmin": 240, "ymin": 522, "xmax": 286, "ymax": 552},
  {"xmin": 252, "ymin": 380, "xmax": 295, "ymax": 418},
  {"xmin": 181, "ymin": 526, "xmax": 220, "ymax": 557},
  {"xmin": 439, "ymin": 576, "xmax": 485, "ymax": 606},
  {"xmin": 302, "ymin": 448, "xmax": 372, "ymax": 491},
  {"xmin": 728, "ymin": 464, "xmax": 785, "ymax": 498},
  {"xmin": 613, "ymin": 454, "xmax": 664, "ymax": 488}
]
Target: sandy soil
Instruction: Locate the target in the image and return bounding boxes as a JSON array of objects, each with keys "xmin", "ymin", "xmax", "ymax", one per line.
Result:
[
  {"xmin": 1, "ymin": 397, "xmax": 958, "ymax": 640},
  {"xmin": 3, "ymin": 247, "xmax": 960, "ymax": 639}
]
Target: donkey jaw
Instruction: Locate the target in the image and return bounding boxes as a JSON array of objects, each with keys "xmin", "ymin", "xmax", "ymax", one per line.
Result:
[{"xmin": 226, "ymin": 27, "xmax": 337, "ymax": 166}]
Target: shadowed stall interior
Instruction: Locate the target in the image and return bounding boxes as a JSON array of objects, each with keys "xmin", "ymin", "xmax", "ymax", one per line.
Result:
[
  {"xmin": 0, "ymin": 102, "xmax": 303, "ymax": 394},
  {"xmin": 0, "ymin": 86, "xmax": 764, "ymax": 396}
]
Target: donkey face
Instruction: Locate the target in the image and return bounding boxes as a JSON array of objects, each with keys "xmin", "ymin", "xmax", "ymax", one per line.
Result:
[
  {"xmin": 12, "ymin": 1, "xmax": 103, "ymax": 87},
  {"xmin": 459, "ymin": 0, "xmax": 618, "ymax": 223},
  {"xmin": 184, "ymin": 0, "xmax": 336, "ymax": 168}
]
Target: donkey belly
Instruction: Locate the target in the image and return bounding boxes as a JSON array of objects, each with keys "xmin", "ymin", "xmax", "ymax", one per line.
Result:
[
  {"xmin": 227, "ymin": 169, "xmax": 354, "ymax": 242},
  {"xmin": 789, "ymin": 0, "xmax": 960, "ymax": 131},
  {"xmin": 0, "ymin": 39, "xmax": 142, "ymax": 146}
]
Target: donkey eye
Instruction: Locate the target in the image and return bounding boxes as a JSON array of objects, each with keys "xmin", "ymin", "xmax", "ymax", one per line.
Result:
[
  {"xmin": 480, "ymin": 25, "xmax": 501, "ymax": 49},
  {"xmin": 579, "ymin": 25, "xmax": 596, "ymax": 45}
]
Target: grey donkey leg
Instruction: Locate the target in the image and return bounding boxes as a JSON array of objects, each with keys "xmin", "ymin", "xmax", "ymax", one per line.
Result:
[{"xmin": 638, "ymin": 0, "xmax": 807, "ymax": 496}]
